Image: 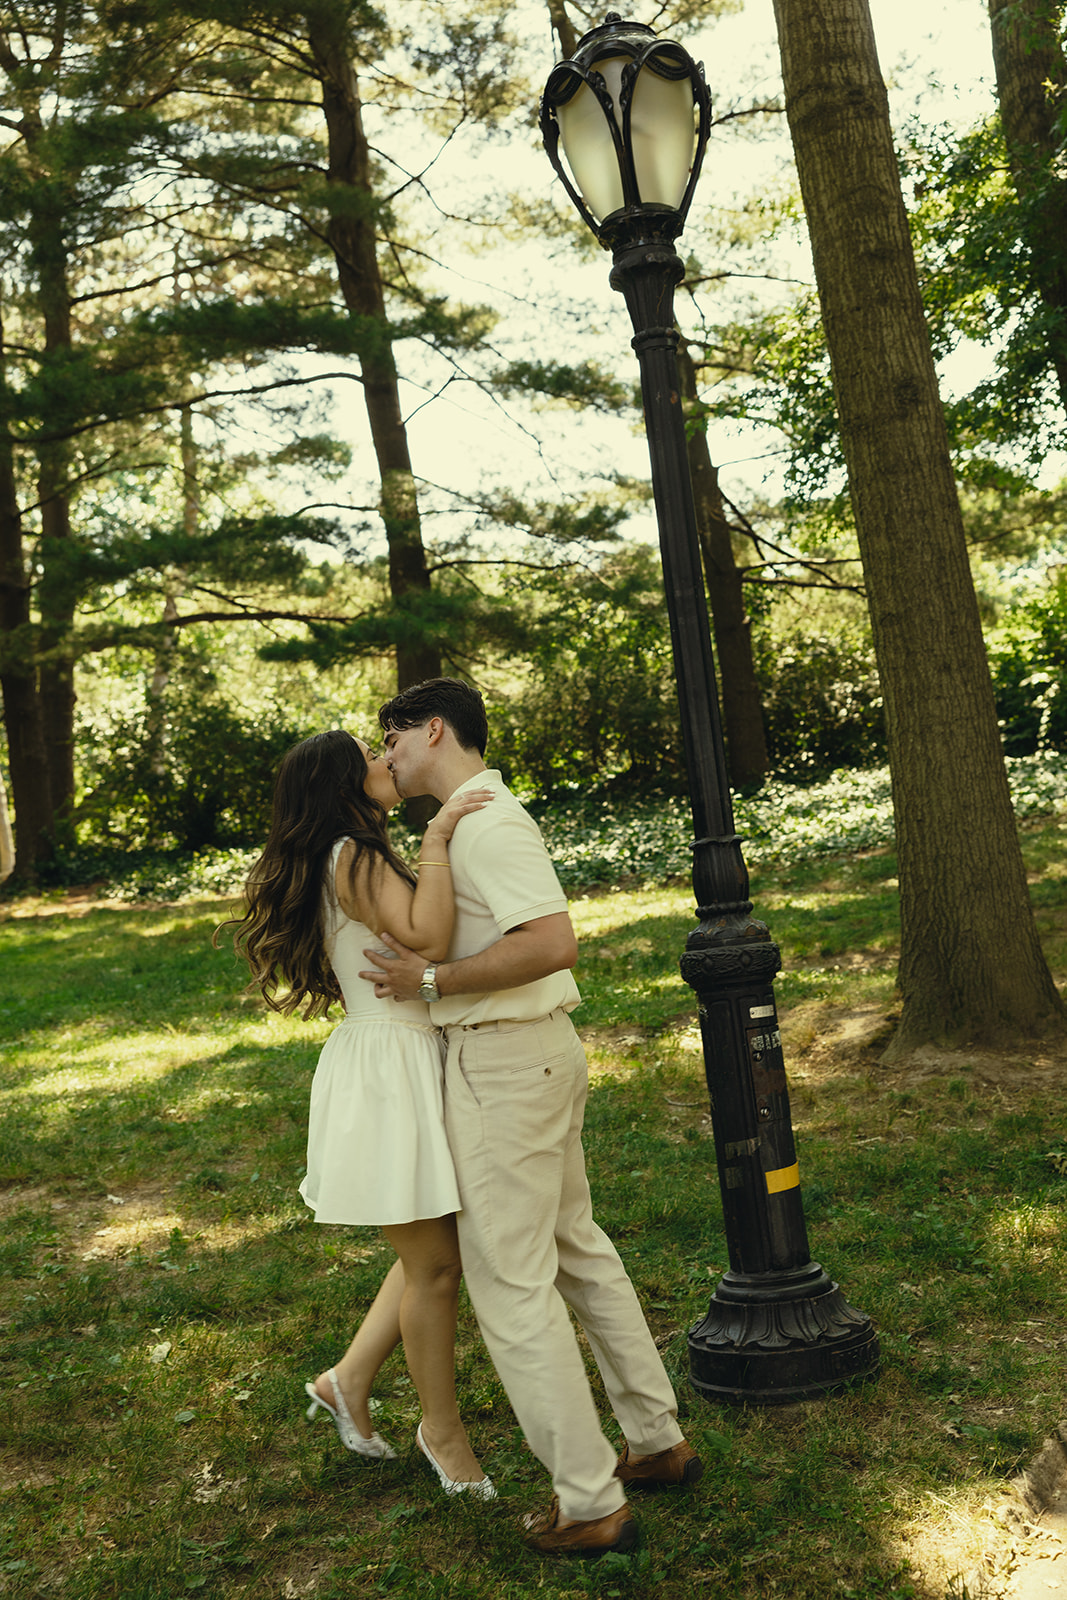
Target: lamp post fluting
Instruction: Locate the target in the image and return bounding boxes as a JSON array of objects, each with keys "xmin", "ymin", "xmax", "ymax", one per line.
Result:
[{"xmin": 541, "ymin": 13, "xmax": 879, "ymax": 1403}]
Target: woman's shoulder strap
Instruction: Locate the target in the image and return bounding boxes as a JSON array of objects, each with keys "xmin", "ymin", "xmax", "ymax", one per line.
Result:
[{"xmin": 324, "ymin": 836, "xmax": 354, "ymax": 902}]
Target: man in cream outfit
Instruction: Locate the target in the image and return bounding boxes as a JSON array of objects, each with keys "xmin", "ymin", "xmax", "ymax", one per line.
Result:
[{"xmin": 360, "ymin": 678, "xmax": 701, "ymax": 1557}]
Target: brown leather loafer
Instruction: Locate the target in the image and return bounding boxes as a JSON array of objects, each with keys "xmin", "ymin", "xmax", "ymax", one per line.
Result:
[
  {"xmin": 615, "ymin": 1439, "xmax": 703, "ymax": 1489},
  {"xmin": 523, "ymin": 1497, "xmax": 639, "ymax": 1557}
]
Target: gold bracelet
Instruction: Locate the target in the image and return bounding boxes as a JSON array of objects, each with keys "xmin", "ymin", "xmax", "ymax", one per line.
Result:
[{"xmin": 418, "ymin": 860, "xmax": 451, "ymax": 867}]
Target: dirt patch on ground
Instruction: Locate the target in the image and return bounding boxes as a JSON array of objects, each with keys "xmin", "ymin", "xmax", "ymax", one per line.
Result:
[
  {"xmin": 580, "ymin": 999, "xmax": 1067, "ymax": 1113},
  {"xmin": 1009, "ymin": 1425, "xmax": 1067, "ymax": 1599},
  {"xmin": 69, "ymin": 1182, "xmax": 189, "ymax": 1263},
  {"xmin": 779, "ymin": 997, "xmax": 1067, "ymax": 1100},
  {"xmin": 0, "ymin": 1178, "xmax": 262, "ymax": 1274},
  {"xmin": 0, "ymin": 885, "xmax": 213, "ymax": 920},
  {"xmin": 944, "ymin": 1427, "xmax": 1067, "ymax": 1600},
  {"xmin": 0, "ymin": 1183, "xmax": 53, "ymax": 1218}
]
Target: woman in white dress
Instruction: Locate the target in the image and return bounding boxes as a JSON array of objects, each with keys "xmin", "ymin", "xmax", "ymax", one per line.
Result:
[{"xmin": 220, "ymin": 728, "xmax": 493, "ymax": 1497}]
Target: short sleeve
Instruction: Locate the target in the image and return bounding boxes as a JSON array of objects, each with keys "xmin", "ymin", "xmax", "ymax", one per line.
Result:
[{"xmin": 449, "ymin": 800, "xmax": 567, "ymax": 934}]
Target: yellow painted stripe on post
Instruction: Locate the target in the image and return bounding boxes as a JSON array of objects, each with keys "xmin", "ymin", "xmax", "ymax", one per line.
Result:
[{"xmin": 765, "ymin": 1163, "xmax": 800, "ymax": 1194}]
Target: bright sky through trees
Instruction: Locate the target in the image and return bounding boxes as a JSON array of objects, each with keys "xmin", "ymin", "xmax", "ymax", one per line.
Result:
[
  {"xmin": 361, "ymin": 0, "xmax": 1061, "ymax": 568},
  {"xmin": 213, "ymin": 0, "xmax": 1057, "ymax": 567},
  {"xmin": 694, "ymin": 0, "xmax": 1019, "ymax": 491}
]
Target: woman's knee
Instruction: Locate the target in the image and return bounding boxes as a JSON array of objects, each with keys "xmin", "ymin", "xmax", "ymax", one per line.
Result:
[
  {"xmin": 385, "ymin": 1221, "xmax": 463, "ymax": 1292},
  {"xmin": 417, "ymin": 1249, "xmax": 463, "ymax": 1294}
]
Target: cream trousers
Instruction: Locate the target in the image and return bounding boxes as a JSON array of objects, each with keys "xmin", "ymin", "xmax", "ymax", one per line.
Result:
[{"xmin": 443, "ymin": 1008, "xmax": 682, "ymax": 1521}]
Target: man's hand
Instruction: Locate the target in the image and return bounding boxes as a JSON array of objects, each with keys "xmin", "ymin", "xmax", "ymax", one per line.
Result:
[
  {"xmin": 360, "ymin": 932, "xmax": 427, "ymax": 1002},
  {"xmin": 362, "ymin": 911, "xmax": 578, "ymax": 1004}
]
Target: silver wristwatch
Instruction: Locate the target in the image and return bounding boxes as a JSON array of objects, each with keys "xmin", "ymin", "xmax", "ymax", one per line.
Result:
[{"xmin": 417, "ymin": 964, "xmax": 440, "ymax": 1003}]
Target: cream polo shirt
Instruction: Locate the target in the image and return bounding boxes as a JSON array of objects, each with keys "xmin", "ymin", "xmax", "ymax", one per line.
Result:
[{"xmin": 429, "ymin": 769, "xmax": 581, "ymax": 1028}]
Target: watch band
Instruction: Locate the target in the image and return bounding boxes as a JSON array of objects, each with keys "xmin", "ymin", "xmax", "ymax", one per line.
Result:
[{"xmin": 417, "ymin": 964, "xmax": 440, "ymax": 1003}]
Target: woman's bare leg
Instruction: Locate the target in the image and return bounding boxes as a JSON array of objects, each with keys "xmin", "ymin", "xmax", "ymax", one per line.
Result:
[
  {"xmin": 383, "ymin": 1215, "xmax": 486, "ymax": 1485},
  {"xmin": 312, "ymin": 1256, "xmax": 405, "ymax": 1439}
]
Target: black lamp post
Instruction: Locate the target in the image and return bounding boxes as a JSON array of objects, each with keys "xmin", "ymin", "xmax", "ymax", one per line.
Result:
[{"xmin": 541, "ymin": 13, "xmax": 879, "ymax": 1403}]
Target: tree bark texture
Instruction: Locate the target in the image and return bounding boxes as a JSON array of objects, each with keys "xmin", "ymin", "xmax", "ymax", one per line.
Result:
[
  {"xmin": 35, "ymin": 437, "xmax": 76, "ymax": 821},
  {"xmin": 987, "ymin": 0, "xmax": 1067, "ymax": 413},
  {"xmin": 307, "ymin": 6, "xmax": 441, "ymax": 692},
  {"xmin": 773, "ymin": 0, "xmax": 1064, "ymax": 1053},
  {"xmin": 146, "ymin": 402, "xmax": 194, "ymax": 784},
  {"xmin": 0, "ymin": 446, "xmax": 53, "ymax": 879},
  {"xmin": 0, "ymin": 763, "xmax": 13, "ymax": 882},
  {"xmin": 678, "ymin": 345, "xmax": 769, "ymax": 786},
  {"xmin": 0, "ymin": 311, "xmax": 53, "ymax": 878},
  {"xmin": 24, "ymin": 81, "xmax": 77, "ymax": 824}
]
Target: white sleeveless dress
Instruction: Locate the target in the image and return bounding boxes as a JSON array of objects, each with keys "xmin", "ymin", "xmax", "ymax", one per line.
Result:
[{"xmin": 298, "ymin": 839, "xmax": 461, "ymax": 1225}]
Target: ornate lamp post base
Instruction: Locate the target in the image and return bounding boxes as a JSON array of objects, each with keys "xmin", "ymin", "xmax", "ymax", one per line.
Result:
[{"xmin": 689, "ymin": 1262, "xmax": 881, "ymax": 1404}]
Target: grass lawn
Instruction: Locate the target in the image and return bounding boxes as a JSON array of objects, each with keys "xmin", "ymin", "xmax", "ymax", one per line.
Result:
[{"xmin": 1, "ymin": 818, "xmax": 1066, "ymax": 1598}]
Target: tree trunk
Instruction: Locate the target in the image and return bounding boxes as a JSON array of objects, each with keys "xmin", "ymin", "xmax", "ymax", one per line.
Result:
[
  {"xmin": 306, "ymin": 5, "xmax": 441, "ymax": 693},
  {"xmin": 0, "ymin": 309, "xmax": 53, "ymax": 879},
  {"xmin": 0, "ymin": 763, "xmax": 13, "ymax": 882},
  {"xmin": 145, "ymin": 403, "xmax": 194, "ymax": 782},
  {"xmin": 773, "ymin": 0, "xmax": 1064, "ymax": 1054},
  {"xmin": 36, "ymin": 440, "xmax": 76, "ymax": 821},
  {"xmin": 678, "ymin": 345, "xmax": 768, "ymax": 786},
  {"xmin": 987, "ymin": 0, "xmax": 1067, "ymax": 412},
  {"xmin": 26, "ymin": 112, "xmax": 77, "ymax": 824}
]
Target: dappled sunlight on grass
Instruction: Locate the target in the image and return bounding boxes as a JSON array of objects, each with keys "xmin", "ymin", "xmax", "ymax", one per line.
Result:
[
  {"xmin": 584, "ymin": 1054, "xmax": 647, "ymax": 1082},
  {"xmin": 75, "ymin": 1201, "xmax": 376, "ymax": 1268},
  {"xmin": 10, "ymin": 1034, "xmax": 239, "ymax": 1090},
  {"xmin": 0, "ymin": 1017, "xmax": 330, "ymax": 1118},
  {"xmin": 984, "ymin": 1199, "xmax": 1063, "ymax": 1255}
]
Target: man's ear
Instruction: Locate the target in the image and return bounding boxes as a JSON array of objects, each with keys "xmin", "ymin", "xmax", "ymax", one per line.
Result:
[{"xmin": 425, "ymin": 716, "xmax": 445, "ymax": 746}]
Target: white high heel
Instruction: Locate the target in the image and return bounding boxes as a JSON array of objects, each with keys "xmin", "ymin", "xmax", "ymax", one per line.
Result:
[
  {"xmin": 304, "ymin": 1369, "xmax": 397, "ymax": 1459},
  {"xmin": 416, "ymin": 1421, "xmax": 497, "ymax": 1499}
]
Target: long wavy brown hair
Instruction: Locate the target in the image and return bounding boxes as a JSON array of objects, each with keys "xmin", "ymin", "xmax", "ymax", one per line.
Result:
[{"xmin": 216, "ymin": 730, "xmax": 414, "ymax": 1019}]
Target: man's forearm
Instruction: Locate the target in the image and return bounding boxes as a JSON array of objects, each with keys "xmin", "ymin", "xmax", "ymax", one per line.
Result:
[
  {"xmin": 360, "ymin": 912, "xmax": 577, "ymax": 1002},
  {"xmin": 436, "ymin": 920, "xmax": 576, "ymax": 998}
]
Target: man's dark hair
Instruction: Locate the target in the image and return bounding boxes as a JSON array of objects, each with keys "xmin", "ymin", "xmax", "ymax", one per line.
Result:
[{"xmin": 378, "ymin": 677, "xmax": 488, "ymax": 756}]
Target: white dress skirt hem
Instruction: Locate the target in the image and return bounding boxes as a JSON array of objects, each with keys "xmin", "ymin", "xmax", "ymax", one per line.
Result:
[{"xmin": 300, "ymin": 1016, "xmax": 461, "ymax": 1227}]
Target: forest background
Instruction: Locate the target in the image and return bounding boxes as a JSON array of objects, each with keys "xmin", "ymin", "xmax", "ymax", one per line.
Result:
[{"xmin": 2, "ymin": 0, "xmax": 1067, "ymax": 888}]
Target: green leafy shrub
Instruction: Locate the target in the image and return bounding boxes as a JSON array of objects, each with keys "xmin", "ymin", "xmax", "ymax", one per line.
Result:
[
  {"xmin": 78, "ymin": 695, "xmax": 308, "ymax": 851},
  {"xmin": 29, "ymin": 752, "xmax": 1067, "ymax": 899},
  {"xmin": 486, "ymin": 545, "xmax": 684, "ymax": 794},
  {"xmin": 989, "ymin": 575, "xmax": 1067, "ymax": 756},
  {"xmin": 754, "ymin": 630, "xmax": 886, "ymax": 779}
]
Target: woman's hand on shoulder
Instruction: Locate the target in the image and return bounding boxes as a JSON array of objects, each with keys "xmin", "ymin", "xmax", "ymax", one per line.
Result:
[{"xmin": 423, "ymin": 787, "xmax": 494, "ymax": 847}]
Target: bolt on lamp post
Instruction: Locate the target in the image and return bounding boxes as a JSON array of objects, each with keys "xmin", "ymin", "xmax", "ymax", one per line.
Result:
[{"xmin": 541, "ymin": 13, "xmax": 879, "ymax": 1403}]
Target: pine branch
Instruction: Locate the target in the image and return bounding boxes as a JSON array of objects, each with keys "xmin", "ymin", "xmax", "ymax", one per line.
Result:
[
  {"xmin": 18, "ymin": 370, "xmax": 367, "ymax": 448},
  {"xmin": 428, "ymin": 555, "xmax": 583, "ymax": 574},
  {"xmin": 169, "ymin": 606, "xmax": 353, "ymax": 627}
]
